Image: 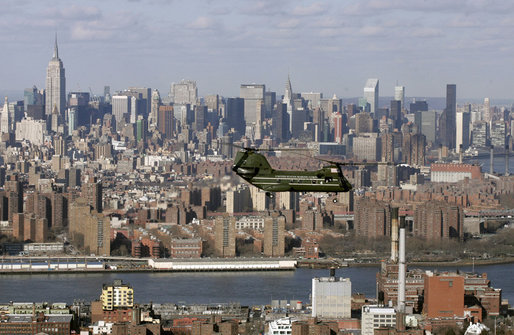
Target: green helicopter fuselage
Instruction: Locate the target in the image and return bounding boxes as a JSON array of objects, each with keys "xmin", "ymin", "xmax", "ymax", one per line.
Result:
[{"xmin": 232, "ymin": 150, "xmax": 352, "ymax": 193}]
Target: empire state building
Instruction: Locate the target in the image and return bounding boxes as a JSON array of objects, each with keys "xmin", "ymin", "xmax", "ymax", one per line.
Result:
[{"xmin": 45, "ymin": 36, "xmax": 66, "ymax": 116}]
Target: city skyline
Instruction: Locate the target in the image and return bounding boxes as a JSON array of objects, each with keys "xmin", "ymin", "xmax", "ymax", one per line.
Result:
[{"xmin": 2, "ymin": 0, "xmax": 514, "ymax": 99}]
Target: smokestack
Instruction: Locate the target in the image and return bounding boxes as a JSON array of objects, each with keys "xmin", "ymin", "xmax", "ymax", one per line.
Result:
[
  {"xmin": 506, "ymin": 145, "xmax": 510, "ymax": 176},
  {"xmin": 390, "ymin": 207, "xmax": 399, "ymax": 262},
  {"xmin": 490, "ymin": 145, "xmax": 494, "ymax": 174},
  {"xmin": 438, "ymin": 144, "xmax": 443, "ymax": 161},
  {"xmin": 397, "ymin": 216, "xmax": 406, "ymax": 313},
  {"xmin": 459, "ymin": 144, "xmax": 463, "ymax": 164}
]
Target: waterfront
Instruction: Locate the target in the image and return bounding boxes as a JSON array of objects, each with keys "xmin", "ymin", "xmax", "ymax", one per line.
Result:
[
  {"xmin": 464, "ymin": 154, "xmax": 514, "ymax": 175},
  {"xmin": 1, "ymin": 264, "xmax": 513, "ymax": 306}
]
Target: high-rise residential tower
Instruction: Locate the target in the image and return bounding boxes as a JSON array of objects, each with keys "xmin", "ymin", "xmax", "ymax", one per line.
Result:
[
  {"xmin": 364, "ymin": 79, "xmax": 379, "ymax": 115},
  {"xmin": 263, "ymin": 214, "xmax": 285, "ymax": 257},
  {"xmin": 45, "ymin": 36, "xmax": 66, "ymax": 117},
  {"xmin": 214, "ymin": 215, "xmax": 236, "ymax": 257}
]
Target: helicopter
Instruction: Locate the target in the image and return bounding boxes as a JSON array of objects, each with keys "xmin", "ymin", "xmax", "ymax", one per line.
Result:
[{"xmin": 231, "ymin": 146, "xmax": 355, "ymax": 201}]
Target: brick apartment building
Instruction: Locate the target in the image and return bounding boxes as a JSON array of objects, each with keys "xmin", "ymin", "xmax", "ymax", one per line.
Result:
[
  {"xmin": 0, "ymin": 313, "xmax": 73, "ymax": 334},
  {"xmin": 214, "ymin": 215, "xmax": 236, "ymax": 257},
  {"xmin": 263, "ymin": 215, "xmax": 285, "ymax": 257},
  {"xmin": 132, "ymin": 237, "xmax": 161, "ymax": 258},
  {"xmin": 414, "ymin": 201, "xmax": 463, "ymax": 240},
  {"xmin": 354, "ymin": 198, "xmax": 392, "ymax": 238},
  {"xmin": 170, "ymin": 238, "xmax": 203, "ymax": 258}
]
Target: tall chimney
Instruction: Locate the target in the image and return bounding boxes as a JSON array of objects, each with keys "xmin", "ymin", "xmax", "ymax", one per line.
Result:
[
  {"xmin": 490, "ymin": 145, "xmax": 494, "ymax": 174},
  {"xmin": 390, "ymin": 207, "xmax": 399, "ymax": 262},
  {"xmin": 397, "ymin": 216, "xmax": 406, "ymax": 313},
  {"xmin": 438, "ymin": 144, "xmax": 443, "ymax": 161},
  {"xmin": 459, "ymin": 144, "xmax": 463, "ymax": 164},
  {"xmin": 506, "ymin": 145, "xmax": 510, "ymax": 176}
]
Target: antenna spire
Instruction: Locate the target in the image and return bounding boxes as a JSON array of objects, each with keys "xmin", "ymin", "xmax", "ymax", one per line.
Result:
[{"xmin": 53, "ymin": 33, "xmax": 59, "ymax": 59}]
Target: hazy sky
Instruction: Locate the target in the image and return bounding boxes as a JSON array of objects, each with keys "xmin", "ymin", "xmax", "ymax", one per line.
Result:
[{"xmin": 2, "ymin": 0, "xmax": 514, "ymax": 99}]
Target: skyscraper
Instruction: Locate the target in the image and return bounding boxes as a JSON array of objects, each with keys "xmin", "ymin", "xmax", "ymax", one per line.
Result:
[
  {"xmin": 419, "ymin": 110, "xmax": 437, "ymax": 144},
  {"xmin": 45, "ymin": 36, "xmax": 66, "ymax": 117},
  {"xmin": 24, "ymin": 86, "xmax": 43, "ymax": 111},
  {"xmin": 364, "ymin": 79, "xmax": 379, "ymax": 115},
  {"xmin": 171, "ymin": 80, "xmax": 197, "ymax": 105},
  {"xmin": 456, "ymin": 111, "xmax": 471, "ymax": 153},
  {"xmin": 394, "ymin": 85, "xmax": 405, "ymax": 110},
  {"xmin": 225, "ymin": 97, "xmax": 245, "ymax": 136},
  {"xmin": 149, "ymin": 89, "xmax": 161, "ymax": 128},
  {"xmin": 272, "ymin": 103, "xmax": 290, "ymax": 143},
  {"xmin": 390, "ymin": 100, "xmax": 402, "ymax": 131},
  {"xmin": 111, "ymin": 95, "xmax": 131, "ymax": 123},
  {"xmin": 127, "ymin": 87, "xmax": 151, "ymax": 117},
  {"xmin": 158, "ymin": 105, "xmax": 174, "ymax": 139},
  {"xmin": 333, "ymin": 112, "xmax": 344, "ymax": 143},
  {"xmin": 471, "ymin": 121, "xmax": 489, "ymax": 148},
  {"xmin": 439, "ymin": 84, "xmax": 457, "ymax": 149},
  {"xmin": 240, "ymin": 84, "xmax": 265, "ymax": 125},
  {"xmin": 1, "ymin": 97, "xmax": 11, "ymax": 134},
  {"xmin": 284, "ymin": 75, "xmax": 294, "ymax": 132},
  {"xmin": 483, "ymin": 97, "xmax": 491, "ymax": 122},
  {"xmin": 490, "ymin": 121, "xmax": 506, "ymax": 149}
]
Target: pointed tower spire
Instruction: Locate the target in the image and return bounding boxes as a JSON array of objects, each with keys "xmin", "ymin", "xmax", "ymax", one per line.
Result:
[
  {"xmin": 284, "ymin": 73, "xmax": 293, "ymax": 103},
  {"xmin": 53, "ymin": 33, "xmax": 59, "ymax": 60}
]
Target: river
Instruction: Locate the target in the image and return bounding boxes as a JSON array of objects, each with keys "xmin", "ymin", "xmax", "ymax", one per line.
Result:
[
  {"xmin": 463, "ymin": 154, "xmax": 514, "ymax": 175},
  {"xmin": 1, "ymin": 263, "xmax": 513, "ymax": 306}
]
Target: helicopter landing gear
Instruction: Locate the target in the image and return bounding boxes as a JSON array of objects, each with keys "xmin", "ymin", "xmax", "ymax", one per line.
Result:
[{"xmin": 266, "ymin": 192, "xmax": 275, "ymax": 199}]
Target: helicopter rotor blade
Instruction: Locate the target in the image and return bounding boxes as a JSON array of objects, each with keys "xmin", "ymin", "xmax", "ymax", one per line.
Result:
[
  {"xmin": 336, "ymin": 161, "xmax": 395, "ymax": 166},
  {"xmin": 222, "ymin": 142, "xmax": 312, "ymax": 153},
  {"xmin": 259, "ymin": 148, "xmax": 313, "ymax": 152},
  {"xmin": 307, "ymin": 155, "xmax": 395, "ymax": 166}
]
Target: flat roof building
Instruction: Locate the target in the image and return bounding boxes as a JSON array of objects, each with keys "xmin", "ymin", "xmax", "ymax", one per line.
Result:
[
  {"xmin": 361, "ymin": 305, "xmax": 396, "ymax": 335},
  {"xmin": 312, "ymin": 274, "xmax": 351, "ymax": 319}
]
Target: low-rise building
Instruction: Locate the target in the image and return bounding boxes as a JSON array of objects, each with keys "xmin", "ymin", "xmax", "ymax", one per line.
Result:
[
  {"xmin": 361, "ymin": 305, "xmax": 396, "ymax": 335},
  {"xmin": 0, "ymin": 313, "xmax": 73, "ymax": 335},
  {"xmin": 430, "ymin": 163, "xmax": 481, "ymax": 183},
  {"xmin": 101, "ymin": 279, "xmax": 134, "ymax": 311},
  {"xmin": 267, "ymin": 317, "xmax": 295, "ymax": 335},
  {"xmin": 170, "ymin": 238, "xmax": 202, "ymax": 258}
]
